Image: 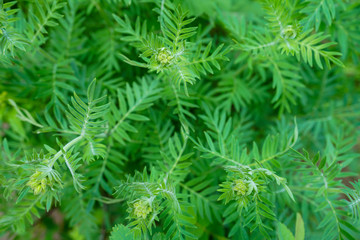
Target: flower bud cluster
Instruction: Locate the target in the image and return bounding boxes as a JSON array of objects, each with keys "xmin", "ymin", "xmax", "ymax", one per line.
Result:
[
  {"xmin": 156, "ymin": 47, "xmax": 173, "ymax": 66},
  {"xmin": 26, "ymin": 171, "xmax": 53, "ymax": 195},
  {"xmin": 233, "ymin": 179, "xmax": 248, "ymax": 196},
  {"xmin": 280, "ymin": 24, "xmax": 300, "ymax": 40},
  {"xmin": 133, "ymin": 199, "xmax": 152, "ymax": 219}
]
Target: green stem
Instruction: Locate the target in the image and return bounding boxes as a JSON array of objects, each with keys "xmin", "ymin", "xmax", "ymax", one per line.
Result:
[{"xmin": 49, "ymin": 135, "xmax": 83, "ymax": 168}]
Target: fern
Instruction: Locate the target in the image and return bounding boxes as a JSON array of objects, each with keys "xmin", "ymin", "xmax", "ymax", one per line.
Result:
[
  {"xmin": 67, "ymin": 79, "xmax": 109, "ymax": 138},
  {"xmin": 1, "ymin": 0, "xmax": 360, "ymax": 239},
  {"xmin": 210, "ymin": 74, "xmax": 268, "ymax": 113},
  {"xmin": 280, "ymin": 29, "xmax": 344, "ymax": 69},
  {"xmin": 62, "ymin": 192, "xmax": 99, "ymax": 239},
  {"xmin": 110, "ymin": 224, "xmax": 135, "ymax": 240},
  {"xmin": 114, "ymin": 4, "xmax": 229, "ymax": 94},
  {"xmin": 180, "ymin": 172, "xmax": 222, "ymax": 223},
  {"xmin": 106, "ymin": 77, "xmax": 161, "ymax": 145},
  {"xmin": 269, "ymin": 58, "xmax": 304, "ymax": 113},
  {"xmin": 300, "ymin": 0, "xmax": 345, "ymax": 31},
  {"xmin": 141, "ymin": 111, "xmax": 174, "ymax": 164},
  {"xmin": 85, "ymin": 146, "xmax": 125, "ymax": 210},
  {"xmin": 26, "ymin": 0, "xmax": 66, "ymax": 45},
  {"xmin": 0, "ymin": 1, "xmax": 27, "ymax": 58},
  {"xmin": 291, "ymin": 149, "xmax": 358, "ymax": 239},
  {"xmin": 344, "ymin": 181, "xmax": 360, "ymax": 223},
  {"xmin": 0, "ymin": 195, "xmax": 42, "ymax": 233}
]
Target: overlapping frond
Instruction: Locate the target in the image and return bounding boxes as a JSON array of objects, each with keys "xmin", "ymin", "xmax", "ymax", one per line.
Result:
[
  {"xmin": 107, "ymin": 77, "xmax": 161, "ymax": 145},
  {"xmin": 0, "ymin": 1, "xmax": 28, "ymax": 58},
  {"xmin": 66, "ymin": 79, "xmax": 109, "ymax": 138},
  {"xmin": 0, "ymin": 195, "xmax": 42, "ymax": 233},
  {"xmin": 161, "ymin": 5, "xmax": 197, "ymax": 52},
  {"xmin": 1, "ymin": 0, "xmax": 359, "ymax": 239},
  {"xmin": 26, "ymin": 0, "xmax": 66, "ymax": 45},
  {"xmin": 280, "ymin": 29, "xmax": 344, "ymax": 69},
  {"xmin": 114, "ymin": 4, "xmax": 229, "ymax": 94},
  {"xmin": 300, "ymin": 0, "xmax": 345, "ymax": 31}
]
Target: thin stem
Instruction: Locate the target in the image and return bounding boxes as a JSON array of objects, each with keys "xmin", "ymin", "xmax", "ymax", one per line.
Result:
[
  {"xmin": 48, "ymin": 135, "xmax": 83, "ymax": 168},
  {"xmin": 166, "ymin": 135, "xmax": 188, "ymax": 179}
]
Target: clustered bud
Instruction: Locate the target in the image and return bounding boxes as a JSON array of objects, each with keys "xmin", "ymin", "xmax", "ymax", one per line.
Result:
[
  {"xmin": 26, "ymin": 171, "xmax": 52, "ymax": 195},
  {"xmin": 133, "ymin": 199, "xmax": 152, "ymax": 219},
  {"xmin": 156, "ymin": 47, "xmax": 173, "ymax": 66},
  {"xmin": 233, "ymin": 179, "xmax": 248, "ymax": 196},
  {"xmin": 280, "ymin": 25, "xmax": 298, "ymax": 39}
]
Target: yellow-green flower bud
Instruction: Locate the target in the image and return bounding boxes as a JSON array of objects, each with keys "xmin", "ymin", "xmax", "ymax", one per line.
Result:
[
  {"xmin": 133, "ymin": 199, "xmax": 152, "ymax": 219},
  {"xmin": 156, "ymin": 48, "xmax": 173, "ymax": 65},
  {"xmin": 280, "ymin": 25, "xmax": 298, "ymax": 39},
  {"xmin": 26, "ymin": 171, "xmax": 50, "ymax": 195},
  {"xmin": 233, "ymin": 179, "xmax": 247, "ymax": 196}
]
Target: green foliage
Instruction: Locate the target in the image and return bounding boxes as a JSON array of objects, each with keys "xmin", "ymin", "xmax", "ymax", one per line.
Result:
[
  {"xmin": 0, "ymin": 1, "xmax": 27, "ymax": 58},
  {"xmin": 110, "ymin": 224, "xmax": 135, "ymax": 240},
  {"xmin": 114, "ymin": 3, "xmax": 229, "ymax": 94},
  {"xmin": 0, "ymin": 0, "xmax": 359, "ymax": 240},
  {"xmin": 300, "ymin": 0, "xmax": 345, "ymax": 31},
  {"xmin": 106, "ymin": 77, "xmax": 161, "ymax": 145},
  {"xmin": 278, "ymin": 213, "xmax": 305, "ymax": 240}
]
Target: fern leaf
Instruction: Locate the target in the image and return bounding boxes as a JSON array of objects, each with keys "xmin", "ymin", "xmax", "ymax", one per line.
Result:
[
  {"xmin": 162, "ymin": 5, "xmax": 197, "ymax": 52},
  {"xmin": 300, "ymin": 0, "xmax": 345, "ymax": 31},
  {"xmin": 27, "ymin": 0, "xmax": 66, "ymax": 45},
  {"xmin": 0, "ymin": 195, "xmax": 42, "ymax": 233},
  {"xmin": 110, "ymin": 224, "xmax": 135, "ymax": 240},
  {"xmin": 268, "ymin": 58, "xmax": 304, "ymax": 114},
  {"xmin": 291, "ymin": 30, "xmax": 344, "ymax": 69},
  {"xmin": 66, "ymin": 79, "xmax": 109, "ymax": 137},
  {"xmin": 107, "ymin": 77, "xmax": 161, "ymax": 145}
]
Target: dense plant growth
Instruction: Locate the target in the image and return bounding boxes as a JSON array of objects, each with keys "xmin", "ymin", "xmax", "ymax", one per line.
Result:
[{"xmin": 1, "ymin": 0, "xmax": 360, "ymax": 239}]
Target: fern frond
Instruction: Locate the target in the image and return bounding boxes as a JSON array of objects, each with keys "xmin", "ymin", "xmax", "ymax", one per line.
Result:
[
  {"xmin": 94, "ymin": 28, "xmax": 122, "ymax": 71},
  {"xmin": 194, "ymin": 118, "xmax": 298, "ymax": 168},
  {"xmin": 281, "ymin": 29, "xmax": 344, "ymax": 69},
  {"xmin": 199, "ymin": 104, "xmax": 233, "ymax": 142},
  {"xmin": 291, "ymin": 149, "xmax": 357, "ymax": 239},
  {"xmin": 189, "ymin": 41, "xmax": 230, "ymax": 76},
  {"xmin": 161, "ymin": 201, "xmax": 197, "ymax": 240},
  {"xmin": 114, "ymin": 4, "xmax": 228, "ymax": 94},
  {"xmin": 85, "ymin": 146, "xmax": 125, "ymax": 210},
  {"xmin": 0, "ymin": 27, "xmax": 27, "ymax": 56},
  {"xmin": 261, "ymin": 0, "xmax": 291, "ymax": 34},
  {"xmin": 241, "ymin": 0, "xmax": 344, "ymax": 72},
  {"xmin": 164, "ymin": 82, "xmax": 198, "ymax": 130},
  {"xmin": 0, "ymin": 1, "xmax": 28, "ymax": 57},
  {"xmin": 142, "ymin": 111, "xmax": 175, "ymax": 164},
  {"xmin": 66, "ymin": 79, "xmax": 109, "ymax": 138},
  {"xmin": 300, "ymin": 0, "xmax": 345, "ymax": 31},
  {"xmin": 60, "ymin": 150, "xmax": 84, "ymax": 193},
  {"xmin": 180, "ymin": 175, "xmax": 221, "ymax": 223},
  {"xmin": 49, "ymin": 0, "xmax": 86, "ymax": 60},
  {"xmin": 0, "ymin": 195, "xmax": 42, "ymax": 233},
  {"xmin": 107, "ymin": 77, "xmax": 161, "ymax": 145},
  {"xmin": 344, "ymin": 181, "xmax": 360, "ymax": 223},
  {"xmin": 110, "ymin": 224, "xmax": 135, "ymax": 240},
  {"xmin": 62, "ymin": 193, "xmax": 99, "ymax": 238},
  {"xmin": 1, "ymin": 0, "xmax": 359, "ymax": 238},
  {"xmin": 324, "ymin": 129, "xmax": 359, "ymax": 166},
  {"xmin": 235, "ymin": 31, "xmax": 278, "ymax": 56},
  {"xmin": 162, "ymin": 5, "xmax": 197, "ymax": 52},
  {"xmin": 26, "ymin": 0, "xmax": 66, "ymax": 45},
  {"xmin": 113, "ymin": 14, "xmax": 147, "ymax": 43},
  {"xmin": 268, "ymin": 58, "xmax": 304, "ymax": 114},
  {"xmin": 36, "ymin": 60, "xmax": 79, "ymax": 115},
  {"xmin": 160, "ymin": 131, "xmax": 193, "ymax": 183}
]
